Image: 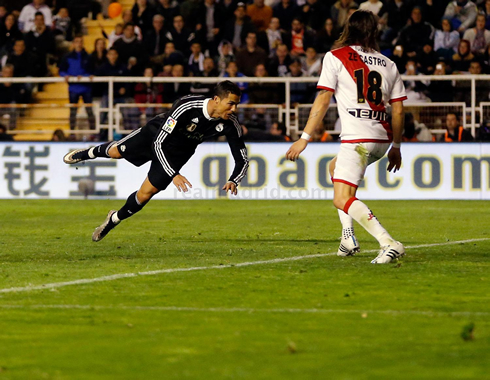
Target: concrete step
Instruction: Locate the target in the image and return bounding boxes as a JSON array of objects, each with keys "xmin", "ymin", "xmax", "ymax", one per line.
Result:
[{"xmin": 27, "ymin": 108, "xmax": 70, "ymax": 118}]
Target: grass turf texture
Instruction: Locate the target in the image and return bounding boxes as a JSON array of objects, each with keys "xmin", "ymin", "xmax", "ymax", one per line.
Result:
[{"xmin": 0, "ymin": 199, "xmax": 489, "ymax": 380}]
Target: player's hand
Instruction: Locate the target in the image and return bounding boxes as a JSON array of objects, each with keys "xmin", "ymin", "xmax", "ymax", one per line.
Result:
[
  {"xmin": 387, "ymin": 147, "xmax": 402, "ymax": 172},
  {"xmin": 173, "ymin": 174, "xmax": 192, "ymax": 192},
  {"xmin": 222, "ymin": 181, "xmax": 237, "ymax": 195},
  {"xmin": 286, "ymin": 139, "xmax": 308, "ymax": 161}
]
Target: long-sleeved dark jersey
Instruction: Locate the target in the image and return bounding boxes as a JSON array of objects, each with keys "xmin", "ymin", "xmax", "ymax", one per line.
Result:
[{"xmin": 152, "ymin": 95, "xmax": 249, "ymax": 185}]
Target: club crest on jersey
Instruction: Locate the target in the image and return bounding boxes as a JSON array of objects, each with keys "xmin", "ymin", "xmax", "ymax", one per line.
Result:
[
  {"xmin": 215, "ymin": 123, "xmax": 224, "ymax": 132},
  {"xmin": 186, "ymin": 123, "xmax": 198, "ymax": 132},
  {"xmin": 163, "ymin": 117, "xmax": 177, "ymax": 133}
]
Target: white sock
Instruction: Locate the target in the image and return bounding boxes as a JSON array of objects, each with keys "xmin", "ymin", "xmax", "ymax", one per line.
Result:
[
  {"xmin": 88, "ymin": 147, "xmax": 96, "ymax": 159},
  {"xmin": 111, "ymin": 212, "xmax": 121, "ymax": 224},
  {"xmin": 338, "ymin": 209, "xmax": 355, "ymax": 239},
  {"xmin": 346, "ymin": 199, "xmax": 393, "ymax": 246}
]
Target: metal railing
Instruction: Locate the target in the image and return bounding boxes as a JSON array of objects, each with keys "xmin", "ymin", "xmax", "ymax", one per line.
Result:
[{"xmin": 0, "ymin": 74, "xmax": 486, "ymax": 140}]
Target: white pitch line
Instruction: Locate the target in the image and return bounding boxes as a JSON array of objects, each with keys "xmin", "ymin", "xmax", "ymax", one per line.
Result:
[
  {"xmin": 0, "ymin": 238, "xmax": 488, "ymax": 294},
  {"xmin": 0, "ymin": 304, "xmax": 489, "ymax": 317}
]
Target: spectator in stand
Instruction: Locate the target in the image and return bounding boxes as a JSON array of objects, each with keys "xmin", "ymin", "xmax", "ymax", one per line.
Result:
[
  {"xmin": 248, "ymin": 63, "xmax": 281, "ymax": 104},
  {"xmin": 99, "ymin": 22, "xmax": 123, "ymax": 48},
  {"xmin": 286, "ymin": 58, "xmax": 314, "ymax": 104},
  {"xmin": 216, "ymin": 39, "xmax": 234, "ymax": 76},
  {"xmin": 223, "ymin": 60, "xmax": 248, "ymax": 103},
  {"xmin": 0, "ymin": 6, "xmax": 7, "ymax": 25},
  {"xmin": 5, "ymin": 39, "xmax": 35, "ymax": 79},
  {"xmin": 133, "ymin": 66, "xmax": 164, "ymax": 127},
  {"xmin": 0, "ymin": 123, "xmax": 13, "ymax": 141},
  {"xmin": 59, "ymin": 35, "xmax": 95, "ymax": 131},
  {"xmin": 268, "ymin": 121, "xmax": 291, "ymax": 141},
  {"xmin": 378, "ymin": 0, "xmax": 411, "ymax": 48},
  {"xmin": 300, "ymin": 0, "xmax": 328, "ymax": 32},
  {"xmin": 156, "ymin": 41, "xmax": 185, "ymax": 68},
  {"xmin": 165, "ymin": 14, "xmax": 196, "ymax": 57},
  {"xmin": 90, "ymin": 38, "xmax": 107, "ymax": 71},
  {"xmin": 51, "ymin": 128, "xmax": 67, "ymax": 141},
  {"xmin": 451, "ymin": 39, "xmax": 474, "ymax": 71},
  {"xmin": 52, "ymin": 7, "xmax": 72, "ymax": 41},
  {"xmin": 0, "ymin": 64, "xmax": 28, "ymax": 130},
  {"xmin": 90, "ymin": 38, "xmax": 107, "ymax": 98},
  {"xmin": 440, "ymin": 112, "xmax": 473, "ymax": 141},
  {"xmin": 268, "ymin": 42, "xmax": 292, "ymax": 76},
  {"xmin": 18, "ymin": 0, "xmax": 52, "ymax": 33},
  {"xmin": 396, "ymin": 7, "xmax": 435, "ymax": 58},
  {"xmin": 463, "ymin": 14, "xmax": 490, "ymax": 55},
  {"xmin": 188, "ymin": 41, "xmax": 205, "ymax": 75},
  {"xmin": 309, "ymin": 120, "xmax": 333, "ymax": 142},
  {"xmin": 301, "ymin": 46, "xmax": 321, "ymax": 76},
  {"xmin": 190, "ymin": 56, "xmax": 219, "ymax": 96},
  {"xmin": 247, "ymin": 0, "xmax": 272, "ymax": 32},
  {"xmin": 162, "ymin": 64, "xmax": 191, "ymax": 103},
  {"xmin": 454, "ymin": 59, "xmax": 490, "ymax": 103},
  {"xmin": 25, "ymin": 12, "xmax": 55, "ymax": 78},
  {"xmin": 403, "ymin": 58, "xmax": 431, "ymax": 102},
  {"xmin": 434, "ymin": 17, "xmax": 461, "ymax": 59},
  {"xmin": 0, "ymin": 14, "xmax": 22, "ymax": 57},
  {"xmin": 156, "ymin": 0, "xmax": 180, "ymax": 23},
  {"xmin": 122, "ymin": 9, "xmax": 143, "ymax": 40},
  {"xmin": 418, "ymin": 43, "xmax": 438, "ymax": 74},
  {"xmin": 391, "ymin": 44, "xmax": 408, "ymax": 72},
  {"xmin": 273, "ymin": 0, "xmax": 297, "ymax": 33},
  {"xmin": 235, "ymin": 31, "xmax": 267, "ymax": 77},
  {"xmin": 286, "ymin": 17, "xmax": 316, "ymax": 57},
  {"xmin": 179, "ymin": 0, "xmax": 200, "ymax": 30},
  {"xmin": 316, "ymin": 18, "xmax": 339, "ymax": 53},
  {"xmin": 261, "ymin": 17, "xmax": 284, "ymax": 58},
  {"xmin": 195, "ymin": 0, "xmax": 225, "ymax": 56},
  {"xmin": 223, "ymin": 2, "xmax": 255, "ymax": 50},
  {"xmin": 132, "ymin": 0, "xmax": 156, "ymax": 36},
  {"xmin": 144, "ymin": 14, "xmax": 167, "ymax": 60},
  {"xmin": 481, "ymin": 0, "xmax": 490, "ymax": 29},
  {"xmin": 95, "ymin": 48, "xmax": 132, "ymax": 132},
  {"xmin": 482, "ymin": 43, "xmax": 490, "ymax": 71},
  {"xmin": 113, "ymin": 22, "xmax": 149, "ymax": 75},
  {"xmin": 331, "ymin": 0, "xmax": 358, "ymax": 30},
  {"xmin": 443, "ymin": 0, "xmax": 478, "ymax": 34},
  {"xmin": 428, "ymin": 61, "xmax": 454, "ymax": 101}
]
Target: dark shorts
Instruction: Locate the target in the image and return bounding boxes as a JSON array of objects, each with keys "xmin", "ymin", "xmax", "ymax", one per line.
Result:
[{"xmin": 115, "ymin": 119, "xmax": 193, "ymax": 190}]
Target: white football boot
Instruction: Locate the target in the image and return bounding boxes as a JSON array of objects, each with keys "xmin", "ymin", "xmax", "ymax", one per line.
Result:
[
  {"xmin": 337, "ymin": 235, "xmax": 360, "ymax": 256},
  {"xmin": 371, "ymin": 241, "xmax": 405, "ymax": 264}
]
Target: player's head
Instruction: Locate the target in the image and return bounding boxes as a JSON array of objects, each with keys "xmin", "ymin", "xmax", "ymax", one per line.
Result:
[
  {"xmin": 336, "ymin": 10, "xmax": 379, "ymax": 52},
  {"xmin": 212, "ymin": 81, "xmax": 241, "ymax": 119}
]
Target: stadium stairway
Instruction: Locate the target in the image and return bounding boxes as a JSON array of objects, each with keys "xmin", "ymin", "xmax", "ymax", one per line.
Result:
[{"xmin": 13, "ymin": 1, "xmax": 132, "ymax": 141}]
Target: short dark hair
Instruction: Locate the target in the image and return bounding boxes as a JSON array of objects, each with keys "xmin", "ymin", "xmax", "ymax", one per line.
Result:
[
  {"xmin": 34, "ymin": 11, "xmax": 44, "ymax": 18},
  {"xmin": 214, "ymin": 80, "xmax": 241, "ymax": 98}
]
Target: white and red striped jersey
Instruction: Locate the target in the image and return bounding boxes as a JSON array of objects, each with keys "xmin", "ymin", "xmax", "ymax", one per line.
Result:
[{"xmin": 317, "ymin": 45, "xmax": 407, "ymax": 142}]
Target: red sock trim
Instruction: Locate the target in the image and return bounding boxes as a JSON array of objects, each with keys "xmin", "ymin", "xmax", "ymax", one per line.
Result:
[{"xmin": 343, "ymin": 197, "xmax": 358, "ymax": 214}]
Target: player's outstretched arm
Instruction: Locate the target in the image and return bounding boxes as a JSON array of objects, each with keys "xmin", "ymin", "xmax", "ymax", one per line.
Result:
[
  {"xmin": 222, "ymin": 181, "xmax": 238, "ymax": 195},
  {"xmin": 387, "ymin": 101, "xmax": 404, "ymax": 173},
  {"xmin": 286, "ymin": 90, "xmax": 333, "ymax": 161},
  {"xmin": 173, "ymin": 174, "xmax": 193, "ymax": 192}
]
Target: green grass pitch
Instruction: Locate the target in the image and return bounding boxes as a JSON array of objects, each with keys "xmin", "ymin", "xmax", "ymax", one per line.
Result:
[{"xmin": 0, "ymin": 199, "xmax": 489, "ymax": 379}]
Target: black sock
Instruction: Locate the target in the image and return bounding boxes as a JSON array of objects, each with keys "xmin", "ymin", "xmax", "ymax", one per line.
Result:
[
  {"xmin": 116, "ymin": 191, "xmax": 147, "ymax": 221},
  {"xmin": 92, "ymin": 142, "xmax": 115, "ymax": 158}
]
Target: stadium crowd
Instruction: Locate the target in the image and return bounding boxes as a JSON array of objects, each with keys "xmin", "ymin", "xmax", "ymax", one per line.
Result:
[{"xmin": 1, "ymin": 0, "xmax": 490, "ymax": 141}]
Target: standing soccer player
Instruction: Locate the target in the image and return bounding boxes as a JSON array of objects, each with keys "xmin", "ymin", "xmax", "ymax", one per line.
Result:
[
  {"xmin": 64, "ymin": 81, "xmax": 249, "ymax": 242},
  {"xmin": 286, "ymin": 10, "xmax": 407, "ymax": 264}
]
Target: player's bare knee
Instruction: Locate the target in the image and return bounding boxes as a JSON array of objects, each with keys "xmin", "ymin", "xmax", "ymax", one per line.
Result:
[
  {"xmin": 333, "ymin": 196, "xmax": 347, "ymax": 211},
  {"xmin": 108, "ymin": 145, "xmax": 122, "ymax": 159}
]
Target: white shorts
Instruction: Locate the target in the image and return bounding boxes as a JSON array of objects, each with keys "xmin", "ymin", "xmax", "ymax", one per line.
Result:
[{"xmin": 333, "ymin": 142, "xmax": 391, "ymax": 188}]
